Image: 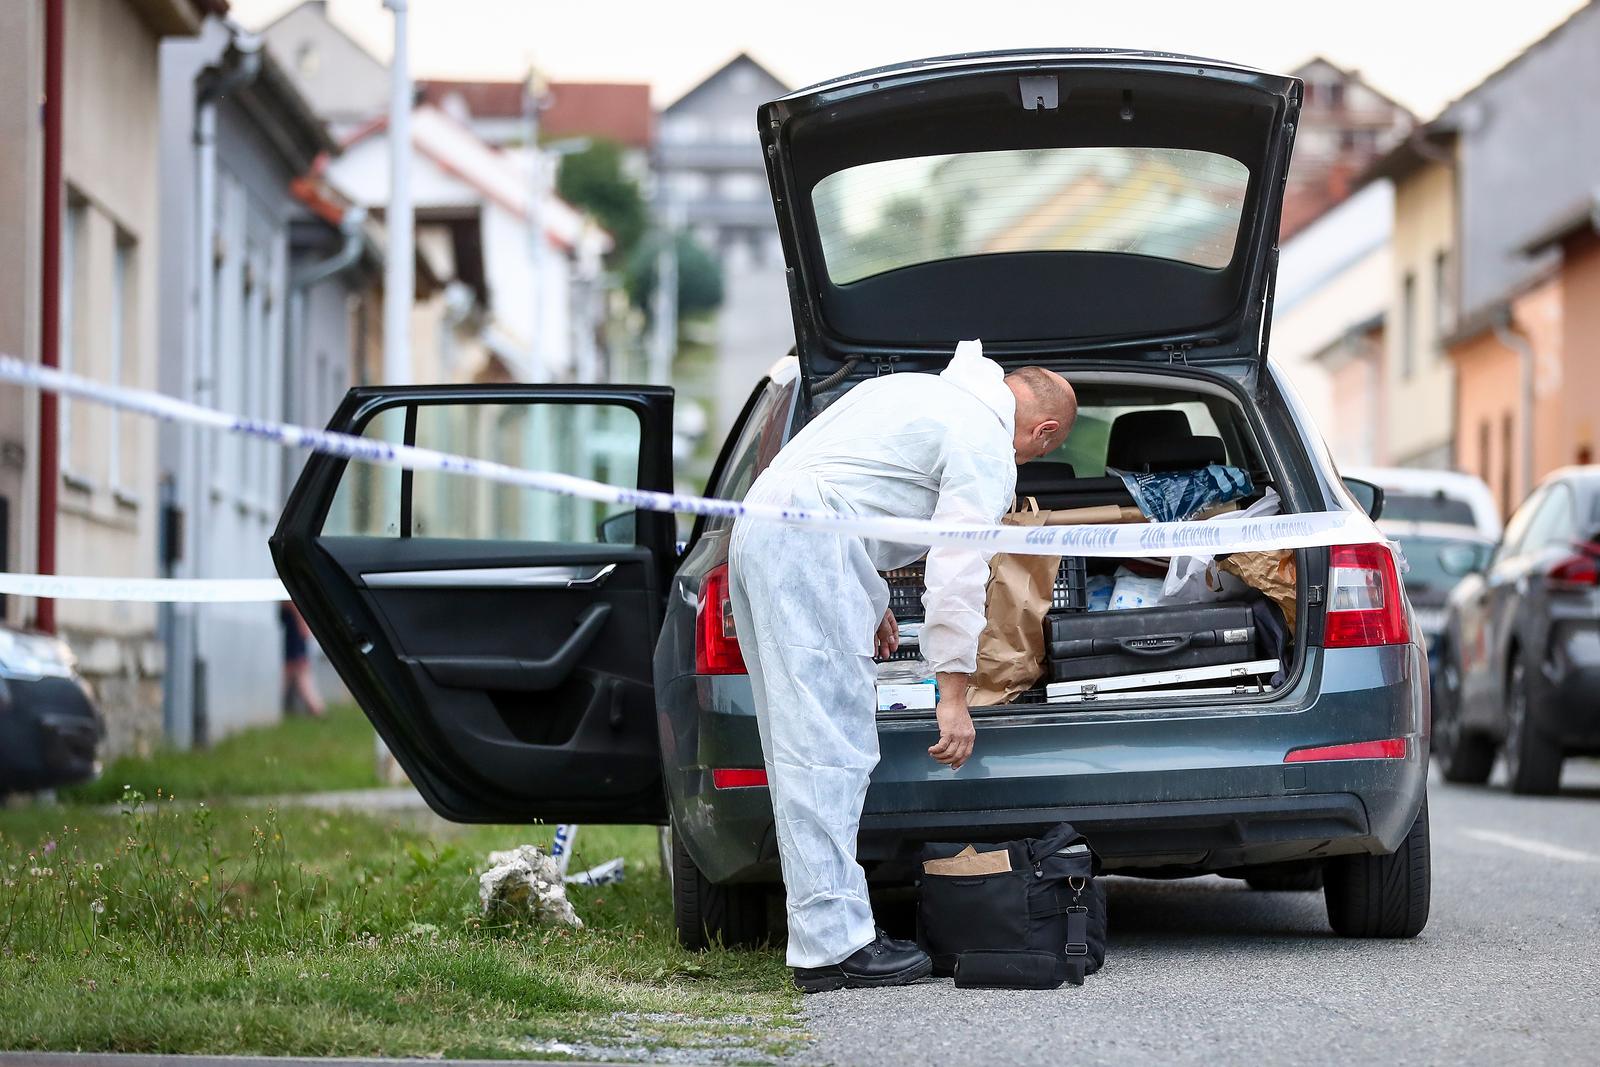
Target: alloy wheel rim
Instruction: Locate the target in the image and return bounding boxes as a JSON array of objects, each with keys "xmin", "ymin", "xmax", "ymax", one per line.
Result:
[
  {"xmin": 1436, "ymin": 663, "xmax": 1462, "ymax": 760},
  {"xmin": 1504, "ymin": 662, "xmax": 1526, "ymax": 777}
]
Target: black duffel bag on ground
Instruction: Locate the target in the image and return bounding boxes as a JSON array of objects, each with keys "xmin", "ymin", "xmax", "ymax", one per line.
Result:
[{"xmin": 916, "ymin": 821, "xmax": 1107, "ymax": 989}]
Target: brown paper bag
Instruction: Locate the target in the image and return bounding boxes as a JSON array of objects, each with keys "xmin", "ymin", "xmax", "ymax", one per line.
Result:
[
  {"xmin": 922, "ymin": 844, "xmax": 1013, "ymax": 877},
  {"xmin": 1220, "ymin": 550, "xmax": 1299, "ymax": 632},
  {"xmin": 968, "ymin": 499, "xmax": 1061, "ymax": 707}
]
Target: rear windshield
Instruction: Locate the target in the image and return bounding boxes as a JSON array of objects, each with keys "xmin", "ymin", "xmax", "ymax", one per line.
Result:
[
  {"xmin": 811, "ymin": 146, "xmax": 1250, "ymax": 285},
  {"xmin": 1381, "ymin": 492, "xmax": 1476, "ymax": 528}
]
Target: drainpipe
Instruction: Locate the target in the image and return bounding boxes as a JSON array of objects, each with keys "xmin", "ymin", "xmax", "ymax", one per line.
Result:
[
  {"xmin": 290, "ymin": 207, "xmax": 368, "ymax": 291},
  {"xmin": 1492, "ymin": 308, "xmax": 1535, "ymax": 506},
  {"xmin": 36, "ymin": 0, "xmax": 64, "ymax": 634},
  {"xmin": 286, "ymin": 206, "xmax": 367, "ymax": 429},
  {"xmin": 168, "ymin": 27, "xmax": 261, "ymax": 749}
]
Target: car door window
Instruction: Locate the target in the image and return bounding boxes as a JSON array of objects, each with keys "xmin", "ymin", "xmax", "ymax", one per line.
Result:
[
  {"xmin": 323, "ymin": 400, "xmax": 642, "ymax": 543},
  {"xmin": 700, "ymin": 377, "xmax": 797, "ymax": 532},
  {"xmin": 1519, "ymin": 484, "xmax": 1577, "ymax": 555},
  {"xmin": 1493, "ymin": 486, "xmax": 1544, "ymax": 566}
]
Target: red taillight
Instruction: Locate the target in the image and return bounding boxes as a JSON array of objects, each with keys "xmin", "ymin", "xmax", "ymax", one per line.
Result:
[
  {"xmin": 1546, "ymin": 545, "xmax": 1600, "ymax": 589},
  {"xmin": 712, "ymin": 768, "xmax": 768, "ymax": 789},
  {"xmin": 696, "ymin": 562, "xmax": 747, "ymax": 675},
  {"xmin": 1284, "ymin": 737, "xmax": 1409, "ymax": 762},
  {"xmin": 1324, "ymin": 543, "xmax": 1409, "ymax": 648}
]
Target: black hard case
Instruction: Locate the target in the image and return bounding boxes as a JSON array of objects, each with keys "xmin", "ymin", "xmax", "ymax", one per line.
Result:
[{"xmin": 1045, "ymin": 602, "xmax": 1260, "ymax": 682}]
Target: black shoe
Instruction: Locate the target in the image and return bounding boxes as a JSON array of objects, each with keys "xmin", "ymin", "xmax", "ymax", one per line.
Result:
[
  {"xmin": 792, "ymin": 932, "xmax": 933, "ymax": 994},
  {"xmin": 876, "ymin": 926, "xmax": 920, "ymax": 955}
]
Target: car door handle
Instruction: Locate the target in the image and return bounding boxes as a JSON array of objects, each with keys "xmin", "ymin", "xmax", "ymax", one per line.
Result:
[
  {"xmin": 411, "ymin": 603, "xmax": 613, "ymax": 691},
  {"xmin": 364, "ymin": 563, "xmax": 618, "ymax": 589}
]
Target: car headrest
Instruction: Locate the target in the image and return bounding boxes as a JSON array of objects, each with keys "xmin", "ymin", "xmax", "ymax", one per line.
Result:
[
  {"xmin": 1015, "ymin": 461, "xmax": 1078, "ymax": 497},
  {"xmin": 1106, "ymin": 409, "xmax": 1226, "ymax": 473},
  {"xmin": 1106, "ymin": 410, "xmax": 1191, "ymax": 470}
]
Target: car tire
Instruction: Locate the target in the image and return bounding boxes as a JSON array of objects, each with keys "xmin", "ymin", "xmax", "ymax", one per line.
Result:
[
  {"xmin": 1324, "ymin": 797, "xmax": 1430, "ymax": 939},
  {"xmin": 1433, "ymin": 647, "xmax": 1495, "ymax": 784},
  {"xmin": 1243, "ymin": 861, "xmax": 1325, "ymax": 891},
  {"xmin": 670, "ymin": 825, "xmax": 771, "ymax": 951},
  {"xmin": 1503, "ymin": 655, "xmax": 1563, "ymax": 796}
]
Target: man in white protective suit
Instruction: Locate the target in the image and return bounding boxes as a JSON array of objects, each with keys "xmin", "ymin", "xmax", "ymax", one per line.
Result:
[{"xmin": 728, "ymin": 339, "xmax": 1077, "ymax": 993}]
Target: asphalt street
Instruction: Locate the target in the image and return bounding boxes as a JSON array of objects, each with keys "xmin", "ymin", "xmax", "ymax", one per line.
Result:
[{"xmin": 801, "ymin": 763, "xmax": 1600, "ymax": 1067}]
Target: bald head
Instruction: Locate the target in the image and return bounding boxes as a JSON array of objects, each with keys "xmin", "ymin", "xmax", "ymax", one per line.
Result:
[{"xmin": 1005, "ymin": 366, "xmax": 1077, "ymax": 463}]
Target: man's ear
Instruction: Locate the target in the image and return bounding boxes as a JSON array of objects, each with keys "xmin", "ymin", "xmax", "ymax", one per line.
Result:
[{"xmin": 1035, "ymin": 418, "xmax": 1060, "ymax": 443}]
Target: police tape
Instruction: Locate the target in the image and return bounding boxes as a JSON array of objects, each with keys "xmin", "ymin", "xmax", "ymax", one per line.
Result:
[
  {"xmin": 0, "ymin": 572, "xmax": 288, "ymax": 602},
  {"xmin": 0, "ymin": 354, "xmax": 1385, "ymax": 601}
]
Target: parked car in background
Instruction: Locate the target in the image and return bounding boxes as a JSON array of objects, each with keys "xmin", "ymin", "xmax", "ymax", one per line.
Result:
[
  {"xmin": 1379, "ymin": 519, "xmax": 1495, "ymax": 693},
  {"xmin": 1433, "ymin": 468, "xmax": 1600, "ymax": 793},
  {"xmin": 0, "ymin": 624, "xmax": 102, "ymax": 796},
  {"xmin": 1346, "ymin": 467, "xmax": 1502, "ymax": 541},
  {"xmin": 274, "ymin": 50, "xmax": 1433, "ymax": 949}
]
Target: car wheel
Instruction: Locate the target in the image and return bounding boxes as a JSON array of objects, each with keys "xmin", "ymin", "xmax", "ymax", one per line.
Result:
[
  {"xmin": 670, "ymin": 824, "xmax": 771, "ymax": 951},
  {"xmin": 1503, "ymin": 655, "xmax": 1563, "ymax": 795},
  {"xmin": 1433, "ymin": 650, "xmax": 1495, "ymax": 784},
  {"xmin": 1243, "ymin": 861, "xmax": 1324, "ymax": 891},
  {"xmin": 1324, "ymin": 797, "xmax": 1430, "ymax": 939}
]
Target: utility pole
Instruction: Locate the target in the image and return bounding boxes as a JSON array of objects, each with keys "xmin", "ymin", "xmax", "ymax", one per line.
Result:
[
  {"xmin": 382, "ymin": 0, "xmax": 412, "ymax": 385},
  {"xmin": 524, "ymin": 69, "xmax": 546, "ymax": 381}
]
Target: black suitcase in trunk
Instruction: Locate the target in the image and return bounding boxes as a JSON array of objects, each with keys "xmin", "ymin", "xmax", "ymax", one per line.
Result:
[{"xmin": 1046, "ymin": 602, "xmax": 1260, "ymax": 682}]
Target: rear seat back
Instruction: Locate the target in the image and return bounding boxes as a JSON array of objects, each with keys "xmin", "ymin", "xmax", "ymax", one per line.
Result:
[
  {"xmin": 1014, "ymin": 408, "xmax": 1231, "ymax": 510},
  {"xmin": 1107, "ymin": 410, "xmax": 1225, "ymax": 473}
]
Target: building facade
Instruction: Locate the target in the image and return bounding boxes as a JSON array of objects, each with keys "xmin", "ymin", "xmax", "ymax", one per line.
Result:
[
  {"xmin": 1280, "ymin": 58, "xmax": 1414, "ymax": 240},
  {"xmin": 1371, "ymin": 145, "xmax": 1459, "ymax": 470},
  {"xmin": 156, "ymin": 19, "xmax": 353, "ymax": 745},
  {"xmin": 256, "ymin": 0, "xmax": 388, "ymax": 135},
  {"xmin": 656, "ymin": 54, "xmax": 793, "ymax": 439},
  {"xmin": 1272, "ymin": 180, "xmax": 1395, "ymax": 466},
  {"xmin": 0, "ymin": 3, "xmax": 43, "ymax": 624},
  {"xmin": 1438, "ymin": 0, "xmax": 1600, "ymax": 516},
  {"xmin": 1442, "ymin": 1, "xmax": 1600, "ymax": 325},
  {"xmin": 0, "ymin": 0, "xmax": 218, "ymax": 757}
]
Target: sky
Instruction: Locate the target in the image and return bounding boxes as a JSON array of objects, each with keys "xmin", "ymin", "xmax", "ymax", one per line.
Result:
[{"xmin": 229, "ymin": 0, "xmax": 1592, "ymax": 117}]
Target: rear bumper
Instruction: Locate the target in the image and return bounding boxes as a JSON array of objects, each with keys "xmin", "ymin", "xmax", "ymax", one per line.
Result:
[
  {"xmin": 1541, "ymin": 620, "xmax": 1600, "ymax": 749},
  {"xmin": 858, "ymin": 792, "xmax": 1375, "ymax": 875},
  {"xmin": 663, "ymin": 644, "xmax": 1429, "ymax": 883}
]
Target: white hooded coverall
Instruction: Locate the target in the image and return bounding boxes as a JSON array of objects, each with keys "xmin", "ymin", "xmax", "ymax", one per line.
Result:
[{"xmin": 728, "ymin": 340, "xmax": 1017, "ymax": 968}]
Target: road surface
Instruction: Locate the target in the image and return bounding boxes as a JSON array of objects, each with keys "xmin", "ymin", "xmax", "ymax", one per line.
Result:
[{"xmin": 800, "ymin": 764, "xmax": 1600, "ymax": 1066}]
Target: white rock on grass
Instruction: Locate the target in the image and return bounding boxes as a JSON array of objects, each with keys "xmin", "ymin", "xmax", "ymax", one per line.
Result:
[{"xmin": 478, "ymin": 844, "xmax": 584, "ymax": 928}]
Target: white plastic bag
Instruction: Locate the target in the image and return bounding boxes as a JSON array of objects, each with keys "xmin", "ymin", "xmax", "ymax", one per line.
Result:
[
  {"xmin": 1162, "ymin": 489, "xmax": 1282, "ymax": 603},
  {"xmin": 1110, "ymin": 571, "xmax": 1167, "ymax": 610}
]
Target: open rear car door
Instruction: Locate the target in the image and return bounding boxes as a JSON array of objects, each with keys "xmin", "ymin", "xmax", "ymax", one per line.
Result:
[{"xmin": 270, "ymin": 385, "xmax": 674, "ymax": 824}]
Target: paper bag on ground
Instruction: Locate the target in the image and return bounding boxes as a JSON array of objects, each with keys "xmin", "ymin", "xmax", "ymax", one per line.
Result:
[
  {"xmin": 1220, "ymin": 550, "xmax": 1298, "ymax": 632},
  {"xmin": 923, "ymin": 844, "xmax": 1013, "ymax": 876}
]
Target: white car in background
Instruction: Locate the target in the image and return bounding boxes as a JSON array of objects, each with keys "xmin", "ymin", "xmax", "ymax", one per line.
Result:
[
  {"xmin": 1349, "ymin": 467, "xmax": 1501, "ymax": 699},
  {"xmin": 1345, "ymin": 467, "xmax": 1502, "ymax": 541}
]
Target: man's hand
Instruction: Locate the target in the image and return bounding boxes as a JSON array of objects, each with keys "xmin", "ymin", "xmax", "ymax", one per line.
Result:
[
  {"xmin": 929, "ymin": 674, "xmax": 976, "ymax": 770},
  {"xmin": 874, "ymin": 608, "xmax": 899, "ymax": 659}
]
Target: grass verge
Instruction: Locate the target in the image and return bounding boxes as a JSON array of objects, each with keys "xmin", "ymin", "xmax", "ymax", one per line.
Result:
[
  {"xmin": 0, "ymin": 795, "xmax": 798, "ymax": 1059},
  {"xmin": 62, "ymin": 704, "xmax": 379, "ymax": 804}
]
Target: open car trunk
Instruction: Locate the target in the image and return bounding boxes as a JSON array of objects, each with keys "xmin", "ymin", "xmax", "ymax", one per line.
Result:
[{"xmin": 867, "ymin": 367, "xmax": 1310, "ymax": 714}]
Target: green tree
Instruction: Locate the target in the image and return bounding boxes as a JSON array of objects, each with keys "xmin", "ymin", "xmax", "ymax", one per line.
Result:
[
  {"xmin": 554, "ymin": 139, "xmax": 648, "ymax": 259},
  {"xmin": 624, "ymin": 231, "xmax": 724, "ymax": 321}
]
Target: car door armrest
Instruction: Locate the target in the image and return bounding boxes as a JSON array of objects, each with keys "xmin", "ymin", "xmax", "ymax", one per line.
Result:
[{"xmin": 411, "ymin": 603, "xmax": 613, "ymax": 691}]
